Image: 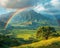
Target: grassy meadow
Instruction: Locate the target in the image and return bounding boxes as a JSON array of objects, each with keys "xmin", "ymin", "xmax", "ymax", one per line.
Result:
[
  {"xmin": 12, "ymin": 37, "xmax": 60, "ymax": 48},
  {"xmin": 0, "ymin": 26, "xmax": 60, "ymax": 48}
]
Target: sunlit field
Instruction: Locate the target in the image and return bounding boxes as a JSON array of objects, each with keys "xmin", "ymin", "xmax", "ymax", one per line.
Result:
[
  {"xmin": 11, "ymin": 37, "xmax": 60, "ymax": 48},
  {"xmin": 10, "ymin": 29, "xmax": 37, "ymax": 39}
]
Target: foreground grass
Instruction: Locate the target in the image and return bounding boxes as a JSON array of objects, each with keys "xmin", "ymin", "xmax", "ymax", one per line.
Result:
[
  {"xmin": 11, "ymin": 37, "xmax": 60, "ymax": 48},
  {"xmin": 0, "ymin": 28, "xmax": 60, "ymax": 48}
]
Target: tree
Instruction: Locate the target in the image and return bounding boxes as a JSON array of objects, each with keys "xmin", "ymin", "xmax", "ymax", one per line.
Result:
[{"xmin": 36, "ymin": 26, "xmax": 56, "ymax": 40}]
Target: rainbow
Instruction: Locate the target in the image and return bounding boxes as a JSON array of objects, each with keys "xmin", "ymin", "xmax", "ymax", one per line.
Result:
[
  {"xmin": 4, "ymin": 7, "xmax": 59, "ymax": 29},
  {"xmin": 4, "ymin": 8, "xmax": 27, "ymax": 29}
]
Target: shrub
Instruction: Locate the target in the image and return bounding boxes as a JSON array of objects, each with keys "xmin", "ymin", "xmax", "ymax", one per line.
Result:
[{"xmin": 36, "ymin": 26, "xmax": 57, "ymax": 40}]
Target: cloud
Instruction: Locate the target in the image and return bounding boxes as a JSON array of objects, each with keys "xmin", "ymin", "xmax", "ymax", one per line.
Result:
[
  {"xmin": 0, "ymin": 0, "xmax": 38, "ymax": 9},
  {"xmin": 0, "ymin": 0, "xmax": 52, "ymax": 12},
  {"xmin": 51, "ymin": 0, "xmax": 60, "ymax": 9},
  {"xmin": 0, "ymin": 7, "xmax": 16, "ymax": 15},
  {"xmin": 0, "ymin": 0, "xmax": 8, "ymax": 6},
  {"xmin": 33, "ymin": 4, "xmax": 47, "ymax": 13}
]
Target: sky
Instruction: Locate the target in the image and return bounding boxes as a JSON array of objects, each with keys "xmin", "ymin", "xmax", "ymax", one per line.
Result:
[
  {"xmin": 0, "ymin": 0, "xmax": 60, "ymax": 16},
  {"xmin": 0, "ymin": 0, "xmax": 60, "ymax": 28}
]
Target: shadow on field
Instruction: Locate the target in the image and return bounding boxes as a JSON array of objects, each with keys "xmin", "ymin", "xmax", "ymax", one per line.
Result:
[{"xmin": 0, "ymin": 34, "xmax": 38, "ymax": 48}]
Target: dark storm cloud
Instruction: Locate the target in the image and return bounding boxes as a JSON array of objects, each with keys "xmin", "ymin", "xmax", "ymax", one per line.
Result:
[{"xmin": 0, "ymin": 0, "xmax": 39, "ymax": 9}]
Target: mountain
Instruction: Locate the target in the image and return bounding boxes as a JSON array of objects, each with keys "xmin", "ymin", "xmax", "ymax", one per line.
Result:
[
  {"xmin": 0, "ymin": 12, "xmax": 14, "ymax": 29},
  {"xmin": 8, "ymin": 10, "xmax": 59, "ymax": 29},
  {"xmin": 54, "ymin": 15, "xmax": 60, "ymax": 26}
]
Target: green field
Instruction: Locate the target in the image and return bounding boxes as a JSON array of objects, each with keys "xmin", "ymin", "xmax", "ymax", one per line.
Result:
[
  {"xmin": 9, "ymin": 29, "xmax": 37, "ymax": 39},
  {"xmin": 0, "ymin": 26, "xmax": 60, "ymax": 48}
]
